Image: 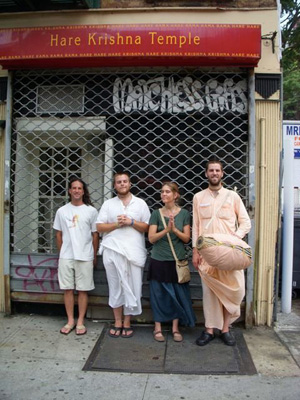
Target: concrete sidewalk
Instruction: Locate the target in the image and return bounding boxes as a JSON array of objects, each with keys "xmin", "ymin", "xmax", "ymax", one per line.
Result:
[{"xmin": 0, "ymin": 303, "xmax": 300, "ymax": 400}]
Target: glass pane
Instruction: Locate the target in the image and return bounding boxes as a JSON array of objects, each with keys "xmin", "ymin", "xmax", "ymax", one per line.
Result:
[
  {"xmin": 39, "ymin": 173, "xmax": 51, "ymax": 196},
  {"xmin": 53, "ymin": 173, "xmax": 66, "ymax": 196}
]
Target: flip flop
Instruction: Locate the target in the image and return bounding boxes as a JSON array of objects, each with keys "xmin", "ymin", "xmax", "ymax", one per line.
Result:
[
  {"xmin": 108, "ymin": 326, "xmax": 122, "ymax": 338},
  {"xmin": 121, "ymin": 327, "xmax": 134, "ymax": 338},
  {"xmin": 75, "ymin": 325, "xmax": 87, "ymax": 335},
  {"xmin": 60, "ymin": 323, "xmax": 75, "ymax": 335}
]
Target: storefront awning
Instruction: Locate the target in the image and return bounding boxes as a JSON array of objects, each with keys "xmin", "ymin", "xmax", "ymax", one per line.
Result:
[{"xmin": 0, "ymin": 23, "xmax": 261, "ymax": 69}]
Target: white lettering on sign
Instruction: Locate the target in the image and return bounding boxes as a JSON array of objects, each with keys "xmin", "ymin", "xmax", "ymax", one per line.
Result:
[{"xmin": 113, "ymin": 76, "xmax": 247, "ymax": 114}]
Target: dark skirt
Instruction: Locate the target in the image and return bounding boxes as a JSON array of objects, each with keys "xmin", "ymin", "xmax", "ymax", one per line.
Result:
[
  {"xmin": 147, "ymin": 258, "xmax": 178, "ymax": 283},
  {"xmin": 149, "ymin": 279, "xmax": 196, "ymax": 327}
]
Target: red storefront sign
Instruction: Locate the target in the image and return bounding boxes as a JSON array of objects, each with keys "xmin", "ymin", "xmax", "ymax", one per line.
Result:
[{"xmin": 0, "ymin": 24, "xmax": 261, "ymax": 69}]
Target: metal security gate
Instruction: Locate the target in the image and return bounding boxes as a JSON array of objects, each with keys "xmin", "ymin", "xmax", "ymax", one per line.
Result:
[{"xmin": 9, "ymin": 68, "xmax": 250, "ymax": 312}]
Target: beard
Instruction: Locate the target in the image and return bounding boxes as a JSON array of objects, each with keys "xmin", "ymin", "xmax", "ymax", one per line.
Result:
[
  {"xmin": 208, "ymin": 176, "xmax": 222, "ymax": 187},
  {"xmin": 115, "ymin": 187, "xmax": 131, "ymax": 196}
]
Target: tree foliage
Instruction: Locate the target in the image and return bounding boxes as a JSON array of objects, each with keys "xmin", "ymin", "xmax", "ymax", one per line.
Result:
[{"xmin": 281, "ymin": 1, "xmax": 300, "ymax": 119}]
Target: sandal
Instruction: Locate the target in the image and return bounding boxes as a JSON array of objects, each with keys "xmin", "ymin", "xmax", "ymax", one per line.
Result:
[
  {"xmin": 121, "ymin": 327, "xmax": 134, "ymax": 338},
  {"xmin": 173, "ymin": 331, "xmax": 183, "ymax": 342},
  {"xmin": 153, "ymin": 330, "xmax": 165, "ymax": 342},
  {"xmin": 108, "ymin": 326, "xmax": 122, "ymax": 338},
  {"xmin": 75, "ymin": 325, "xmax": 87, "ymax": 336},
  {"xmin": 60, "ymin": 323, "xmax": 75, "ymax": 335}
]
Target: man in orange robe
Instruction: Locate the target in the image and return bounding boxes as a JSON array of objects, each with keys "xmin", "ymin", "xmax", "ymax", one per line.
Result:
[{"xmin": 192, "ymin": 159, "xmax": 251, "ymax": 346}]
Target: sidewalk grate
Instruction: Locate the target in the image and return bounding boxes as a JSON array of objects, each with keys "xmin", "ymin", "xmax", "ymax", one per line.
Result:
[{"xmin": 83, "ymin": 324, "xmax": 257, "ymax": 375}]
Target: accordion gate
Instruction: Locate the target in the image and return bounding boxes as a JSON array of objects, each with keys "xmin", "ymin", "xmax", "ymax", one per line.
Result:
[{"xmin": 9, "ymin": 68, "xmax": 250, "ymax": 307}]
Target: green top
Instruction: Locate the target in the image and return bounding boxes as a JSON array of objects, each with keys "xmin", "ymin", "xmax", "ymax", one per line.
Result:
[{"xmin": 149, "ymin": 208, "xmax": 190, "ymax": 261}]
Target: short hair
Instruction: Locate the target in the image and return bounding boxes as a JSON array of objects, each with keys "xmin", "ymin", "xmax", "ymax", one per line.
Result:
[
  {"xmin": 205, "ymin": 159, "xmax": 224, "ymax": 172},
  {"xmin": 113, "ymin": 171, "xmax": 131, "ymax": 184},
  {"xmin": 68, "ymin": 177, "xmax": 93, "ymax": 206}
]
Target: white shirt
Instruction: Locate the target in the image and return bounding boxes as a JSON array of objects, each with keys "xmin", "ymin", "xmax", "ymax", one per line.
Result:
[
  {"xmin": 96, "ymin": 195, "xmax": 150, "ymax": 267},
  {"xmin": 53, "ymin": 202, "xmax": 98, "ymax": 261}
]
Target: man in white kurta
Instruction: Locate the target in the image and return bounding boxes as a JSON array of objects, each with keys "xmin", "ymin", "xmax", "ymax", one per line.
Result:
[
  {"xmin": 192, "ymin": 160, "xmax": 251, "ymax": 346},
  {"xmin": 97, "ymin": 173, "xmax": 150, "ymax": 338}
]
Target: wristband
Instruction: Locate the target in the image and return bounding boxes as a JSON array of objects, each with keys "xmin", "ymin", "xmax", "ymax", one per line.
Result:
[
  {"xmin": 115, "ymin": 222, "xmax": 119, "ymax": 228},
  {"xmin": 130, "ymin": 218, "xmax": 134, "ymax": 226}
]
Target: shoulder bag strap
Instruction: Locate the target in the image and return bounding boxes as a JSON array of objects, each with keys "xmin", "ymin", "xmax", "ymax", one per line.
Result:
[
  {"xmin": 158, "ymin": 208, "xmax": 179, "ymax": 262},
  {"xmin": 204, "ymin": 190, "xmax": 231, "ymax": 232}
]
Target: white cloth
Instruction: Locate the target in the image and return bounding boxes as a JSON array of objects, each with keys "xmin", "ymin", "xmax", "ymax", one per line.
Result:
[
  {"xmin": 53, "ymin": 203, "xmax": 98, "ymax": 261},
  {"xmin": 97, "ymin": 195, "xmax": 150, "ymax": 267},
  {"xmin": 103, "ymin": 249, "xmax": 143, "ymax": 315},
  {"xmin": 97, "ymin": 194, "xmax": 150, "ymax": 313}
]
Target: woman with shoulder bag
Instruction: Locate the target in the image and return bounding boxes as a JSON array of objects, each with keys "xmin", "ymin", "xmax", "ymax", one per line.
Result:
[{"xmin": 148, "ymin": 182, "xmax": 196, "ymax": 342}]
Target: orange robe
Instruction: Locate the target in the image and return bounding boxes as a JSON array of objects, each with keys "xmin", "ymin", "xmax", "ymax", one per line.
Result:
[{"xmin": 192, "ymin": 187, "xmax": 251, "ymax": 330}]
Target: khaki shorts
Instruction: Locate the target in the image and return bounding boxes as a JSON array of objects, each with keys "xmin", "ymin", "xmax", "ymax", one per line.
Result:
[{"xmin": 58, "ymin": 259, "xmax": 95, "ymax": 291}]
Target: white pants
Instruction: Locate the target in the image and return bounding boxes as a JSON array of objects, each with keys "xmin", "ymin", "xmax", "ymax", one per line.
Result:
[{"xmin": 102, "ymin": 248, "xmax": 143, "ymax": 316}]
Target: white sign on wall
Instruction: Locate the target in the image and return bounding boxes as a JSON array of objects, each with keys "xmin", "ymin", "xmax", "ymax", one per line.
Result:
[{"xmin": 283, "ymin": 120, "xmax": 300, "ymax": 188}]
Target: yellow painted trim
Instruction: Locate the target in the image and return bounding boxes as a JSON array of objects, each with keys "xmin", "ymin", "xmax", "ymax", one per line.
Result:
[{"xmin": 255, "ymin": 100, "xmax": 281, "ymax": 326}]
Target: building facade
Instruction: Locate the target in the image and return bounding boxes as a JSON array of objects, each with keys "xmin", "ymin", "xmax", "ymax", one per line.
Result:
[{"xmin": 0, "ymin": 1, "xmax": 282, "ymax": 326}]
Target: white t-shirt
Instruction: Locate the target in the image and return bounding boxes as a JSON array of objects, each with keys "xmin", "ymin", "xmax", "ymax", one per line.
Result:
[
  {"xmin": 53, "ymin": 202, "xmax": 98, "ymax": 261},
  {"xmin": 96, "ymin": 195, "xmax": 150, "ymax": 267}
]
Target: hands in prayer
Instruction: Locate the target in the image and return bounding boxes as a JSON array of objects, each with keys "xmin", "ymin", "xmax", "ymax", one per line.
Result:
[
  {"xmin": 117, "ymin": 214, "xmax": 133, "ymax": 227},
  {"xmin": 167, "ymin": 213, "xmax": 177, "ymax": 233}
]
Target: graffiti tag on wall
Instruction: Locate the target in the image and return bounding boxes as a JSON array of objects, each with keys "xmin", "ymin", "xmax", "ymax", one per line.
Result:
[
  {"xmin": 113, "ymin": 76, "xmax": 247, "ymax": 114},
  {"xmin": 14, "ymin": 255, "xmax": 60, "ymax": 293}
]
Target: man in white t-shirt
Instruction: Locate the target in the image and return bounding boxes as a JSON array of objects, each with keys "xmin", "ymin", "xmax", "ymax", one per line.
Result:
[
  {"xmin": 53, "ymin": 177, "xmax": 99, "ymax": 336},
  {"xmin": 96, "ymin": 172, "xmax": 150, "ymax": 338}
]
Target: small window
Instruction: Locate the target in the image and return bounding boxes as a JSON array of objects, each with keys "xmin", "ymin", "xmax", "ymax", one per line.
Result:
[{"xmin": 36, "ymin": 85, "xmax": 84, "ymax": 113}]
